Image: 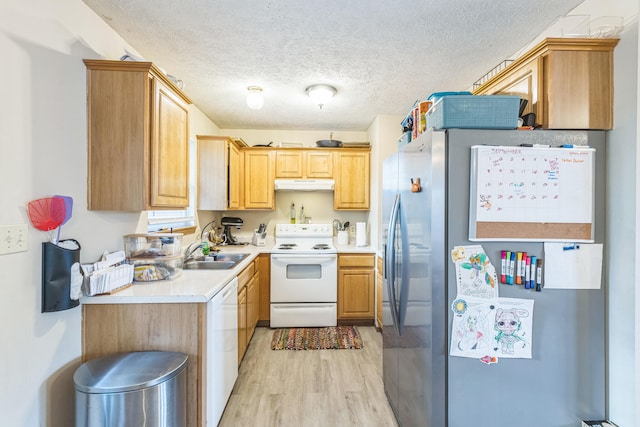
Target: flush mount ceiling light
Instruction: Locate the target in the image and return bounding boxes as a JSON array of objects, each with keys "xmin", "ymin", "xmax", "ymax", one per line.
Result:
[
  {"xmin": 306, "ymin": 84, "xmax": 336, "ymax": 109},
  {"xmin": 246, "ymin": 86, "xmax": 264, "ymax": 110}
]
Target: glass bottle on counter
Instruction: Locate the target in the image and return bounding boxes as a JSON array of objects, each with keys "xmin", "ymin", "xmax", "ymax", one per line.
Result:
[
  {"xmin": 299, "ymin": 205, "xmax": 305, "ymax": 224},
  {"xmin": 290, "ymin": 202, "xmax": 296, "ymax": 224}
]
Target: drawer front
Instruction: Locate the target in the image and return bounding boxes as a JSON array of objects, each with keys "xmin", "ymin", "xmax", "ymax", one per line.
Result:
[{"xmin": 338, "ymin": 254, "xmax": 375, "ymax": 268}]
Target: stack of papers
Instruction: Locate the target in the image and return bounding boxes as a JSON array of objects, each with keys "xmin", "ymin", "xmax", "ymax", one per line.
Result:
[{"xmin": 81, "ymin": 250, "xmax": 134, "ymax": 296}]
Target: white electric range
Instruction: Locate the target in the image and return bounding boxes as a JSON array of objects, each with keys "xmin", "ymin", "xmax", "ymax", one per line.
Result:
[{"xmin": 270, "ymin": 223, "xmax": 338, "ymax": 327}]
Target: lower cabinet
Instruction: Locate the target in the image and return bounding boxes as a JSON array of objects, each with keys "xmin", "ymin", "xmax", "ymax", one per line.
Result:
[
  {"xmin": 247, "ymin": 271, "xmax": 259, "ymax": 342},
  {"xmin": 376, "ymin": 255, "xmax": 383, "ymax": 329},
  {"xmin": 257, "ymin": 253, "xmax": 271, "ymax": 324},
  {"xmin": 238, "ymin": 259, "xmax": 260, "ymax": 365},
  {"xmin": 82, "ymin": 303, "xmax": 205, "ymax": 427},
  {"xmin": 237, "ymin": 286, "xmax": 247, "ymax": 365},
  {"xmin": 337, "ymin": 253, "xmax": 375, "ymax": 321}
]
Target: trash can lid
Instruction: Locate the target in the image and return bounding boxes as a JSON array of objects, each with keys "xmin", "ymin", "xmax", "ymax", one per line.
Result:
[{"xmin": 74, "ymin": 351, "xmax": 188, "ymax": 394}]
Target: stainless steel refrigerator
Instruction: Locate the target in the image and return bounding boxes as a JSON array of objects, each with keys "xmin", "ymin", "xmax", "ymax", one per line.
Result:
[{"xmin": 382, "ymin": 129, "xmax": 606, "ymax": 427}]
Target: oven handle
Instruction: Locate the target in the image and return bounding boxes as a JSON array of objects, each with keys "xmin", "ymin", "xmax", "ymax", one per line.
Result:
[{"xmin": 271, "ymin": 256, "xmax": 336, "ymax": 264}]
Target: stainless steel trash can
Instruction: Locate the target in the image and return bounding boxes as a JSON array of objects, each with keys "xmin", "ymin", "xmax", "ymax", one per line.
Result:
[{"xmin": 74, "ymin": 351, "xmax": 188, "ymax": 427}]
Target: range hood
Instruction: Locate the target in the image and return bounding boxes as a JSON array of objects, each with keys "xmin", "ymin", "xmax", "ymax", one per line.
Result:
[{"xmin": 274, "ymin": 179, "xmax": 335, "ymax": 191}]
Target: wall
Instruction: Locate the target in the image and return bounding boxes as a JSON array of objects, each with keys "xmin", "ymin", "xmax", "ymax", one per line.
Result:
[
  {"xmin": 367, "ymin": 114, "xmax": 404, "ymax": 249},
  {"xmin": 608, "ymin": 20, "xmax": 638, "ymax": 426},
  {"xmin": 0, "ymin": 1, "xmax": 218, "ymax": 425}
]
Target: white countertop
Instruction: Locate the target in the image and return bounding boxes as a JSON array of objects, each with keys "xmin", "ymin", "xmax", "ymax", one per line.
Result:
[
  {"xmin": 81, "ymin": 239, "xmax": 376, "ymax": 305},
  {"xmin": 333, "ymin": 241, "xmax": 376, "ymax": 253}
]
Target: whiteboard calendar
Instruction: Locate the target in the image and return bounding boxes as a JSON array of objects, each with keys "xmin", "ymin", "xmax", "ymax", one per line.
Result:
[{"xmin": 469, "ymin": 145, "xmax": 595, "ymax": 242}]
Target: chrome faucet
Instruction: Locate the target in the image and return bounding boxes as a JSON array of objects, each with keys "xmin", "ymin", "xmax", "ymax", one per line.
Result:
[
  {"xmin": 184, "ymin": 220, "xmax": 218, "ymax": 263},
  {"xmin": 183, "ymin": 241, "xmax": 205, "ymax": 262},
  {"xmin": 200, "ymin": 219, "xmax": 216, "ymax": 241}
]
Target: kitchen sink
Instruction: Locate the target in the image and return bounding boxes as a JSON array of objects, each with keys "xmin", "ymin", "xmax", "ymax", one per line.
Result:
[
  {"xmin": 183, "ymin": 260, "xmax": 236, "ymax": 270},
  {"xmin": 183, "ymin": 253, "xmax": 250, "ymax": 270},
  {"xmin": 211, "ymin": 253, "xmax": 250, "ymax": 262}
]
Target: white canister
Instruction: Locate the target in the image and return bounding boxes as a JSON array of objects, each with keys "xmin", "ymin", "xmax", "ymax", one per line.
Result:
[
  {"xmin": 356, "ymin": 222, "xmax": 367, "ymax": 247},
  {"xmin": 337, "ymin": 230, "xmax": 349, "ymax": 245}
]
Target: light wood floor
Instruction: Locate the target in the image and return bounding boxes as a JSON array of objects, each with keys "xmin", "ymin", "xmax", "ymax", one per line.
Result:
[{"xmin": 219, "ymin": 326, "xmax": 399, "ymax": 427}]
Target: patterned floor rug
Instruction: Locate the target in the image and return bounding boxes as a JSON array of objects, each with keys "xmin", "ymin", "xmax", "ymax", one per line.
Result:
[{"xmin": 270, "ymin": 326, "xmax": 364, "ymax": 350}]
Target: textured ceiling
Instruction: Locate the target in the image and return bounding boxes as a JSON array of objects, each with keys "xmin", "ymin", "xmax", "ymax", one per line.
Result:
[{"xmin": 83, "ymin": 0, "xmax": 584, "ymax": 131}]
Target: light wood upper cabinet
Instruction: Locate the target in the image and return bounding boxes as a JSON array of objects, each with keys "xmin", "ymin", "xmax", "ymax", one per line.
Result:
[
  {"xmin": 243, "ymin": 149, "xmax": 274, "ymax": 209},
  {"xmin": 334, "ymin": 150, "xmax": 370, "ymax": 210},
  {"xmin": 228, "ymin": 143, "xmax": 242, "ymax": 209},
  {"xmin": 473, "ymin": 38, "xmax": 619, "ymax": 130},
  {"xmin": 274, "ymin": 149, "xmax": 333, "ymax": 178},
  {"xmin": 306, "ymin": 151, "xmax": 333, "ymax": 178},
  {"xmin": 338, "ymin": 254, "xmax": 375, "ymax": 320},
  {"xmin": 197, "ymin": 136, "xmax": 242, "ymax": 210},
  {"xmin": 84, "ymin": 60, "xmax": 191, "ymax": 211},
  {"xmin": 275, "ymin": 151, "xmax": 303, "ymax": 178}
]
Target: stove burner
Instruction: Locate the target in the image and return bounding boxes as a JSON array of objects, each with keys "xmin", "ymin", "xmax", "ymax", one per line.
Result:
[
  {"xmin": 312, "ymin": 244, "xmax": 331, "ymax": 250},
  {"xmin": 277, "ymin": 243, "xmax": 297, "ymax": 250}
]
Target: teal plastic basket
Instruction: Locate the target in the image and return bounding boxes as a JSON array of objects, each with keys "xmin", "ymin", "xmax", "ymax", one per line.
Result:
[{"xmin": 426, "ymin": 95, "xmax": 520, "ymax": 130}]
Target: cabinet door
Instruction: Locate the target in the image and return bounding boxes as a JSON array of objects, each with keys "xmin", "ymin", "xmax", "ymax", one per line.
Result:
[
  {"xmin": 376, "ymin": 256, "xmax": 383, "ymax": 329},
  {"xmin": 244, "ymin": 150, "xmax": 274, "ymax": 209},
  {"xmin": 545, "ymin": 49, "xmax": 614, "ymax": 129},
  {"xmin": 334, "ymin": 151, "xmax": 370, "ymax": 210},
  {"xmin": 247, "ymin": 272, "xmax": 259, "ymax": 342},
  {"xmin": 275, "ymin": 151, "xmax": 303, "ymax": 178},
  {"xmin": 150, "ymin": 78, "xmax": 190, "ymax": 208},
  {"xmin": 238, "ymin": 286, "xmax": 247, "ymax": 365},
  {"xmin": 257, "ymin": 253, "xmax": 271, "ymax": 322},
  {"xmin": 228, "ymin": 142, "xmax": 242, "ymax": 209},
  {"xmin": 197, "ymin": 136, "xmax": 227, "ymax": 210},
  {"xmin": 338, "ymin": 268, "xmax": 374, "ymax": 319},
  {"xmin": 306, "ymin": 151, "xmax": 333, "ymax": 178}
]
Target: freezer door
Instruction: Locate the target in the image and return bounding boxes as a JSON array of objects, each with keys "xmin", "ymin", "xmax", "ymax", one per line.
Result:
[
  {"xmin": 382, "ymin": 153, "xmax": 404, "ymax": 421},
  {"xmin": 393, "ymin": 130, "xmax": 447, "ymax": 427}
]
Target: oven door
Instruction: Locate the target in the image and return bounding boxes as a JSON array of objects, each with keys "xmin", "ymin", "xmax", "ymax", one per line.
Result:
[{"xmin": 270, "ymin": 253, "xmax": 337, "ymax": 302}]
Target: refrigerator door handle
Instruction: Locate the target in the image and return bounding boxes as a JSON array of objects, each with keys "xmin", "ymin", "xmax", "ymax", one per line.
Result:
[
  {"xmin": 397, "ymin": 204, "xmax": 411, "ymax": 331},
  {"xmin": 382, "ymin": 244, "xmax": 387, "ymax": 280},
  {"xmin": 385, "ymin": 193, "xmax": 401, "ymax": 334}
]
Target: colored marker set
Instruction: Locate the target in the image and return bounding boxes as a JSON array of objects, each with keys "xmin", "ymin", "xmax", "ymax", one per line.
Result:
[{"xmin": 500, "ymin": 250, "xmax": 543, "ymax": 291}]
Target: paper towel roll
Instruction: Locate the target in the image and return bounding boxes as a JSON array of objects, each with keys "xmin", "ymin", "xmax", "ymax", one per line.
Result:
[{"xmin": 356, "ymin": 222, "xmax": 367, "ymax": 247}]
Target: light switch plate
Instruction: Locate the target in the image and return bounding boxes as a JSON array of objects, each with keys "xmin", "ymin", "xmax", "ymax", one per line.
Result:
[{"xmin": 0, "ymin": 224, "xmax": 28, "ymax": 255}]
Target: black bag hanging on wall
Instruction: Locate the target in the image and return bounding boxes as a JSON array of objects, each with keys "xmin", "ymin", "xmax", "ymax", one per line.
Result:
[{"xmin": 42, "ymin": 239, "xmax": 81, "ymax": 312}]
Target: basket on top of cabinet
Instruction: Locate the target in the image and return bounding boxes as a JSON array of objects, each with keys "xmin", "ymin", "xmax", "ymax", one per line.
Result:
[{"xmin": 426, "ymin": 95, "xmax": 520, "ymax": 130}]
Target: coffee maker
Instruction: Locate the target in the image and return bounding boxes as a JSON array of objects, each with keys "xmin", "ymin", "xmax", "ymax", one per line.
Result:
[{"xmin": 220, "ymin": 217, "xmax": 244, "ymax": 245}]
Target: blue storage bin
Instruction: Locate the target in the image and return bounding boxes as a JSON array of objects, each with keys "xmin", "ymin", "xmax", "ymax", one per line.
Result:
[
  {"xmin": 426, "ymin": 95, "xmax": 520, "ymax": 130},
  {"xmin": 427, "ymin": 91, "xmax": 472, "ymax": 104}
]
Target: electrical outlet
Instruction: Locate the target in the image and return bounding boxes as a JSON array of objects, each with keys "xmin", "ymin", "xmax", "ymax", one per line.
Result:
[
  {"xmin": 349, "ymin": 224, "xmax": 356, "ymax": 234},
  {"xmin": 0, "ymin": 224, "xmax": 28, "ymax": 255}
]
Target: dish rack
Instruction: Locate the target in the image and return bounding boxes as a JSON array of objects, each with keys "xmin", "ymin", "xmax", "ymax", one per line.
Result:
[{"xmin": 82, "ymin": 250, "xmax": 134, "ymax": 296}]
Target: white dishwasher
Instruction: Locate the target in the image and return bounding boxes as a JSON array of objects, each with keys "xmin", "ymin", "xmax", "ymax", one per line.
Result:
[{"xmin": 207, "ymin": 277, "xmax": 238, "ymax": 425}]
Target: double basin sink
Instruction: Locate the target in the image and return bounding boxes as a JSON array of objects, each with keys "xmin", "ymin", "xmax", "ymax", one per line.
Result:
[{"xmin": 183, "ymin": 253, "xmax": 250, "ymax": 270}]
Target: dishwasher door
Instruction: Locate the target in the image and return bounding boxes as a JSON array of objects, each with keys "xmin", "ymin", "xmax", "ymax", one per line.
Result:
[{"xmin": 207, "ymin": 277, "xmax": 238, "ymax": 426}]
